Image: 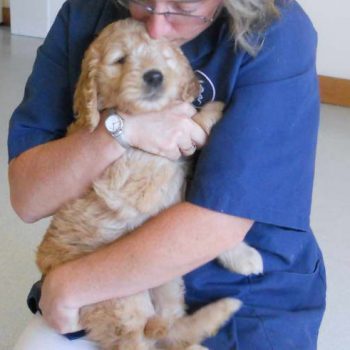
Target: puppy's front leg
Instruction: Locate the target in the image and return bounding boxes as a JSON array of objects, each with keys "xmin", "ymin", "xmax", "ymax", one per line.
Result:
[
  {"xmin": 192, "ymin": 101, "xmax": 225, "ymax": 135},
  {"xmin": 218, "ymin": 241, "xmax": 263, "ymax": 275}
]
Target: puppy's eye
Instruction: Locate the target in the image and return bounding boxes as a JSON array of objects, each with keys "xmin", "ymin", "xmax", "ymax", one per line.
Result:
[{"xmin": 113, "ymin": 56, "xmax": 126, "ymax": 65}]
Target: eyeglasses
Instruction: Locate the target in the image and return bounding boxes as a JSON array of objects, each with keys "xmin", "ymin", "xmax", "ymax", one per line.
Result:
[{"xmin": 117, "ymin": 0, "xmax": 220, "ymax": 25}]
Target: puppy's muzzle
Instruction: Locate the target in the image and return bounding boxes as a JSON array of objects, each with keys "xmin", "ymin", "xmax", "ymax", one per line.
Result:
[{"xmin": 143, "ymin": 70, "xmax": 163, "ymax": 89}]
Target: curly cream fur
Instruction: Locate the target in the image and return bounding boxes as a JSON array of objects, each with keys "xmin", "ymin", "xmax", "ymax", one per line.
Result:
[{"xmin": 36, "ymin": 19, "xmax": 247, "ymax": 350}]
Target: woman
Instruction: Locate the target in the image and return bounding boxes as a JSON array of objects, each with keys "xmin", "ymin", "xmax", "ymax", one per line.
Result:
[{"xmin": 9, "ymin": 0, "xmax": 326, "ymax": 349}]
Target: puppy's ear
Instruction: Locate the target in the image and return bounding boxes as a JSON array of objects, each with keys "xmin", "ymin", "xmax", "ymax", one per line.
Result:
[
  {"xmin": 182, "ymin": 71, "xmax": 200, "ymax": 103},
  {"xmin": 73, "ymin": 46, "xmax": 100, "ymax": 131}
]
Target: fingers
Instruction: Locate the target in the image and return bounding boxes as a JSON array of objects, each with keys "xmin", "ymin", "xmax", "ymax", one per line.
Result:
[
  {"xmin": 120, "ymin": 102, "xmax": 208, "ymax": 160},
  {"xmin": 174, "ymin": 103, "xmax": 208, "ymax": 149},
  {"xmin": 162, "ymin": 148, "xmax": 182, "ymax": 161},
  {"xmin": 174, "ymin": 118, "xmax": 206, "ymax": 158},
  {"xmin": 189, "ymin": 121, "xmax": 207, "ymax": 149},
  {"xmin": 39, "ymin": 271, "xmax": 83, "ymax": 334},
  {"xmin": 167, "ymin": 102, "xmax": 197, "ymax": 118},
  {"xmin": 180, "ymin": 143, "xmax": 197, "ymax": 157}
]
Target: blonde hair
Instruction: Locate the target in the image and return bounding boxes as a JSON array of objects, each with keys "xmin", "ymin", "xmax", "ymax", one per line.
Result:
[
  {"xmin": 223, "ymin": 0, "xmax": 280, "ymax": 55},
  {"xmin": 112, "ymin": 0, "xmax": 280, "ymax": 56}
]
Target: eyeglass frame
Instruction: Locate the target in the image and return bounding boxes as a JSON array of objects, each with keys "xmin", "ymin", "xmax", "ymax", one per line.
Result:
[{"xmin": 117, "ymin": 0, "xmax": 222, "ymax": 24}]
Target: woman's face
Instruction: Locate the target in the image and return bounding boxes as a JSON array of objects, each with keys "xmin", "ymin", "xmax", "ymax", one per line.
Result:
[{"xmin": 128, "ymin": 0, "xmax": 223, "ymax": 46}]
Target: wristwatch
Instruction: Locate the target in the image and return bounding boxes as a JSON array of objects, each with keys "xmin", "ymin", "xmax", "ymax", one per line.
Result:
[{"xmin": 104, "ymin": 109, "xmax": 130, "ymax": 149}]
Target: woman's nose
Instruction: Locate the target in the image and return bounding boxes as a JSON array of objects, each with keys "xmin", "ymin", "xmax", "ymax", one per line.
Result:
[{"xmin": 145, "ymin": 13, "xmax": 172, "ymax": 39}]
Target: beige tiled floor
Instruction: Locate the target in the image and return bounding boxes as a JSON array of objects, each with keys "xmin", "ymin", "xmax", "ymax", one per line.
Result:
[{"xmin": 1, "ymin": 26, "xmax": 350, "ymax": 349}]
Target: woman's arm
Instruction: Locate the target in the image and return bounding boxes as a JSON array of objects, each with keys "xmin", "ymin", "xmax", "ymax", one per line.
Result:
[
  {"xmin": 40, "ymin": 201, "xmax": 253, "ymax": 333},
  {"xmin": 8, "ymin": 122, "xmax": 124, "ymax": 223},
  {"xmin": 9, "ymin": 103, "xmax": 205, "ymax": 223}
]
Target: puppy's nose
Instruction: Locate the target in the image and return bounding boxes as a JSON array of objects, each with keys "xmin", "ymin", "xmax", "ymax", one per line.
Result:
[{"xmin": 143, "ymin": 70, "xmax": 163, "ymax": 88}]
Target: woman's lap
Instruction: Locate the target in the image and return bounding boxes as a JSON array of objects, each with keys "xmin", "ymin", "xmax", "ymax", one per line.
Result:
[
  {"xmin": 17, "ymin": 229, "xmax": 326, "ymax": 350},
  {"xmin": 13, "ymin": 314, "xmax": 98, "ymax": 350}
]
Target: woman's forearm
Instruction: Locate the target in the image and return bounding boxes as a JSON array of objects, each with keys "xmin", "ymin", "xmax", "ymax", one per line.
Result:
[
  {"xmin": 8, "ymin": 126, "xmax": 124, "ymax": 223},
  {"xmin": 52, "ymin": 202, "xmax": 253, "ymax": 309},
  {"xmin": 8, "ymin": 103, "xmax": 205, "ymax": 223}
]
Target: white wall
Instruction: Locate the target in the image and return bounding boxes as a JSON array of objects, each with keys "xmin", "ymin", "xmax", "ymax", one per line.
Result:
[
  {"xmin": 298, "ymin": 0, "xmax": 350, "ymax": 79},
  {"xmin": 8, "ymin": 0, "xmax": 350, "ymax": 79},
  {"xmin": 10, "ymin": 0, "xmax": 48, "ymax": 38},
  {"xmin": 49, "ymin": 0, "xmax": 66, "ymax": 27},
  {"xmin": 10, "ymin": 0, "xmax": 65, "ymax": 38}
]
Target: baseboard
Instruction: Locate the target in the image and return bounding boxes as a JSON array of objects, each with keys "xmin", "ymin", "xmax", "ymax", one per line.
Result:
[
  {"xmin": 2, "ymin": 7, "xmax": 10, "ymax": 26},
  {"xmin": 319, "ymin": 75, "xmax": 350, "ymax": 108}
]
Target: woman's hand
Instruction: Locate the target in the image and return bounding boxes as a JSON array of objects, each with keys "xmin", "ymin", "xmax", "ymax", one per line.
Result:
[
  {"xmin": 122, "ymin": 102, "xmax": 207, "ymax": 160},
  {"xmin": 39, "ymin": 268, "xmax": 83, "ymax": 334}
]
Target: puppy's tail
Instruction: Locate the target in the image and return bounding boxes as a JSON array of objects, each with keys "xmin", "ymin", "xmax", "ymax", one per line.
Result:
[{"xmin": 163, "ymin": 298, "xmax": 241, "ymax": 347}]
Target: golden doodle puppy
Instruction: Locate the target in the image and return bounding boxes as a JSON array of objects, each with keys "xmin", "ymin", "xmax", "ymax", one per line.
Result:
[{"xmin": 36, "ymin": 19, "xmax": 262, "ymax": 350}]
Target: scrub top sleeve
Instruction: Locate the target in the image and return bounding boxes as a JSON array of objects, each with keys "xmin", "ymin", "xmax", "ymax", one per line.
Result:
[
  {"xmin": 187, "ymin": 3, "xmax": 320, "ymax": 231},
  {"xmin": 7, "ymin": 1, "xmax": 73, "ymax": 161}
]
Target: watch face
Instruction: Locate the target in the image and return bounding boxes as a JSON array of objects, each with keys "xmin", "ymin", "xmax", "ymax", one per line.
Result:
[{"xmin": 105, "ymin": 115, "xmax": 122, "ymax": 133}]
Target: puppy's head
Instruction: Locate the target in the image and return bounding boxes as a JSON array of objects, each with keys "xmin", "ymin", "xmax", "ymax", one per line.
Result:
[{"xmin": 73, "ymin": 19, "xmax": 200, "ymax": 130}]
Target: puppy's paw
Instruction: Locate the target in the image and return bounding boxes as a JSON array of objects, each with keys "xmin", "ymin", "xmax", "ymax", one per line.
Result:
[
  {"xmin": 215, "ymin": 297, "xmax": 242, "ymax": 318},
  {"xmin": 233, "ymin": 247, "xmax": 263, "ymax": 275},
  {"xmin": 192, "ymin": 101, "xmax": 225, "ymax": 134},
  {"xmin": 201, "ymin": 101, "xmax": 225, "ymax": 114},
  {"xmin": 185, "ymin": 345, "xmax": 209, "ymax": 350},
  {"xmin": 144, "ymin": 316, "xmax": 169, "ymax": 339},
  {"xmin": 198, "ymin": 297, "xmax": 241, "ymax": 338},
  {"xmin": 218, "ymin": 242, "xmax": 263, "ymax": 275}
]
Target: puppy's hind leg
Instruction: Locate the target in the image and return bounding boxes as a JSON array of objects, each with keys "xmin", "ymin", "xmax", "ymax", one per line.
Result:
[
  {"xmin": 164, "ymin": 345, "xmax": 209, "ymax": 350},
  {"xmin": 145, "ymin": 278, "xmax": 185, "ymax": 339},
  {"xmin": 117, "ymin": 332, "xmax": 154, "ymax": 350},
  {"xmin": 163, "ymin": 298, "xmax": 241, "ymax": 349},
  {"xmin": 81, "ymin": 293, "xmax": 155, "ymax": 350}
]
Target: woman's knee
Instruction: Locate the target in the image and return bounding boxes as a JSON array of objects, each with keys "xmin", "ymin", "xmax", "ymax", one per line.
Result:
[{"xmin": 13, "ymin": 314, "xmax": 97, "ymax": 350}]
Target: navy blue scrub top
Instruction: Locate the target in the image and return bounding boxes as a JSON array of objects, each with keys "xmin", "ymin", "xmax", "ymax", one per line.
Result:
[{"xmin": 8, "ymin": 1, "xmax": 326, "ymax": 349}]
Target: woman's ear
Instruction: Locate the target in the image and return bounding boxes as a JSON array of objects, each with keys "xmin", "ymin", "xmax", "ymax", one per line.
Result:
[{"xmin": 73, "ymin": 45, "xmax": 101, "ymax": 131}]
